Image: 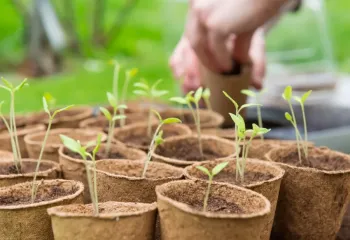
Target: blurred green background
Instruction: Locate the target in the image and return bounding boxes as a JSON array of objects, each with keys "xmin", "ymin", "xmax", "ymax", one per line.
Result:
[{"xmin": 0, "ymin": 0, "xmax": 349, "ymax": 113}]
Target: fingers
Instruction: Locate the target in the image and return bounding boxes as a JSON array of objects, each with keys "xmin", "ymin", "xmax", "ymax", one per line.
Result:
[
  {"xmin": 169, "ymin": 37, "xmax": 191, "ymax": 79},
  {"xmin": 250, "ymin": 29, "xmax": 266, "ymax": 89},
  {"xmin": 233, "ymin": 32, "xmax": 253, "ymax": 64},
  {"xmin": 207, "ymin": 31, "xmax": 232, "ymax": 71}
]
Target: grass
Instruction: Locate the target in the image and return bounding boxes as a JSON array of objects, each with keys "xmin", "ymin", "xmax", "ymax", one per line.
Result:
[{"xmin": 0, "ymin": 0, "xmax": 349, "ymax": 113}]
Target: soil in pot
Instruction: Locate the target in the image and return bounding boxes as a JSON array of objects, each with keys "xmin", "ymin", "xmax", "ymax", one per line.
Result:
[
  {"xmin": 0, "ymin": 124, "xmax": 46, "ymax": 158},
  {"xmin": 114, "ymin": 122, "xmax": 191, "ymax": 151},
  {"xmin": 24, "ymin": 128, "xmax": 106, "ymax": 162},
  {"xmin": 184, "ymin": 158, "xmax": 285, "ymax": 240},
  {"xmin": 59, "ymin": 142, "xmax": 146, "ymax": 203},
  {"xmin": 95, "ymin": 159, "xmax": 183, "ymax": 203},
  {"xmin": 152, "ymin": 135, "xmax": 235, "ymax": 167},
  {"xmin": 266, "ymin": 145, "xmax": 350, "ymax": 240},
  {"xmin": 0, "ymin": 179, "xmax": 84, "ymax": 240},
  {"xmin": 48, "ymin": 201, "xmax": 157, "ymax": 240},
  {"xmin": 0, "ymin": 159, "xmax": 60, "ymax": 187},
  {"xmin": 159, "ymin": 108, "xmax": 224, "ymax": 129},
  {"xmin": 156, "ymin": 180, "xmax": 270, "ymax": 240}
]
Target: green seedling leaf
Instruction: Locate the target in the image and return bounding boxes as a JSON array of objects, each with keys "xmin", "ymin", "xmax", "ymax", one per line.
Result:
[
  {"xmin": 285, "ymin": 112, "xmax": 293, "ymax": 122},
  {"xmin": 127, "ymin": 68, "xmax": 138, "ymax": 78},
  {"xmin": 252, "ymin": 123, "xmax": 260, "ymax": 133},
  {"xmin": 1, "ymin": 77, "xmax": 13, "ymax": 89},
  {"xmin": 240, "ymin": 103, "xmax": 262, "ymax": 110},
  {"xmin": 258, "ymin": 128, "xmax": 271, "ymax": 135},
  {"xmin": 42, "ymin": 97, "xmax": 50, "ymax": 115},
  {"xmin": 212, "ymin": 161, "xmax": 229, "ymax": 176},
  {"xmin": 155, "ymin": 130, "xmax": 164, "ymax": 145},
  {"xmin": 117, "ymin": 104, "xmax": 128, "ymax": 110},
  {"xmin": 241, "ymin": 89, "xmax": 256, "ymax": 97},
  {"xmin": 301, "ymin": 90, "xmax": 312, "ymax": 103},
  {"xmin": 60, "ymin": 135, "xmax": 81, "ymax": 153},
  {"xmin": 100, "ymin": 107, "xmax": 112, "ymax": 121},
  {"xmin": 92, "ymin": 134, "xmax": 103, "ymax": 156},
  {"xmin": 293, "ymin": 96, "xmax": 302, "ymax": 103},
  {"xmin": 112, "ymin": 115, "xmax": 126, "ymax": 121},
  {"xmin": 44, "ymin": 92, "xmax": 56, "ymax": 107},
  {"xmin": 107, "ymin": 92, "xmax": 117, "ymax": 108},
  {"xmin": 203, "ymin": 88, "xmax": 211, "ymax": 98},
  {"xmin": 162, "ymin": 117, "xmax": 181, "ymax": 124},
  {"xmin": 223, "ymin": 91, "xmax": 238, "ymax": 110},
  {"xmin": 151, "ymin": 109, "xmax": 162, "ymax": 122},
  {"xmin": 52, "ymin": 105, "xmax": 74, "ymax": 117},
  {"xmin": 0, "ymin": 101, "xmax": 4, "ymax": 113},
  {"xmin": 152, "ymin": 89, "xmax": 168, "ymax": 98},
  {"xmin": 133, "ymin": 82, "xmax": 149, "ymax": 90},
  {"xmin": 133, "ymin": 90, "xmax": 148, "ymax": 96},
  {"xmin": 170, "ymin": 97, "xmax": 187, "ymax": 105},
  {"xmin": 14, "ymin": 79, "xmax": 28, "ymax": 92},
  {"xmin": 196, "ymin": 166, "xmax": 211, "ymax": 176},
  {"xmin": 229, "ymin": 113, "xmax": 242, "ymax": 127},
  {"xmin": 194, "ymin": 87, "xmax": 203, "ymax": 103},
  {"xmin": 282, "ymin": 86, "xmax": 293, "ymax": 100}
]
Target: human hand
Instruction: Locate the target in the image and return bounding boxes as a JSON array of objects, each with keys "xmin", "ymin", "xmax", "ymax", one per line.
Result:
[{"xmin": 185, "ymin": 0, "xmax": 286, "ymax": 72}]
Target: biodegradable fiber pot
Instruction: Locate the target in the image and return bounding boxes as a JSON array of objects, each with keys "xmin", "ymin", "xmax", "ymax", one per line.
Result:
[
  {"xmin": 265, "ymin": 146, "xmax": 350, "ymax": 240},
  {"xmin": 0, "ymin": 150, "xmax": 13, "ymax": 160},
  {"xmin": 152, "ymin": 135, "xmax": 236, "ymax": 167},
  {"xmin": 159, "ymin": 108, "xmax": 224, "ymax": 130},
  {"xmin": 0, "ymin": 159, "xmax": 60, "ymax": 187},
  {"xmin": 156, "ymin": 180, "xmax": 271, "ymax": 240},
  {"xmin": 48, "ymin": 201, "xmax": 157, "ymax": 240},
  {"xmin": 201, "ymin": 127, "xmax": 236, "ymax": 140},
  {"xmin": 24, "ymin": 128, "xmax": 107, "ymax": 162},
  {"xmin": 113, "ymin": 122, "xmax": 192, "ymax": 151},
  {"xmin": 0, "ymin": 179, "xmax": 84, "ymax": 240},
  {"xmin": 0, "ymin": 124, "xmax": 46, "ymax": 158},
  {"xmin": 95, "ymin": 159, "xmax": 183, "ymax": 203},
  {"xmin": 59, "ymin": 141, "xmax": 146, "ymax": 203},
  {"xmin": 184, "ymin": 158, "xmax": 285, "ymax": 240}
]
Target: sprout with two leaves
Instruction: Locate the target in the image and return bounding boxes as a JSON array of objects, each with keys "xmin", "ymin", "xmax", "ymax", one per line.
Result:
[
  {"xmin": 133, "ymin": 79, "xmax": 169, "ymax": 137},
  {"xmin": 60, "ymin": 134, "xmax": 102, "ymax": 216},
  {"xmin": 283, "ymin": 86, "xmax": 312, "ymax": 164},
  {"xmin": 99, "ymin": 92, "xmax": 127, "ymax": 156},
  {"xmin": 170, "ymin": 87, "xmax": 204, "ymax": 157},
  {"xmin": 229, "ymin": 113, "xmax": 270, "ymax": 182},
  {"xmin": 196, "ymin": 161, "xmax": 229, "ymax": 211},
  {"xmin": 241, "ymin": 88, "xmax": 266, "ymax": 141},
  {"xmin": 141, "ymin": 110, "xmax": 181, "ymax": 178},
  {"xmin": 31, "ymin": 97, "xmax": 74, "ymax": 202}
]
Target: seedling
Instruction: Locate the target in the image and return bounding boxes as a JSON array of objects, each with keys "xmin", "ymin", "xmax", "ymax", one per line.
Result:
[
  {"xmin": 202, "ymin": 88, "xmax": 212, "ymax": 111},
  {"xmin": 241, "ymin": 88, "xmax": 266, "ymax": 141},
  {"xmin": 120, "ymin": 68, "xmax": 138, "ymax": 127},
  {"xmin": 0, "ymin": 78, "xmax": 29, "ymax": 172},
  {"xmin": 133, "ymin": 79, "xmax": 168, "ymax": 137},
  {"xmin": 282, "ymin": 86, "xmax": 310, "ymax": 164},
  {"xmin": 141, "ymin": 110, "xmax": 181, "ymax": 178},
  {"xmin": 170, "ymin": 87, "xmax": 204, "ymax": 157},
  {"xmin": 196, "ymin": 161, "xmax": 229, "ymax": 212},
  {"xmin": 60, "ymin": 134, "xmax": 102, "ymax": 216},
  {"xmin": 31, "ymin": 97, "xmax": 74, "ymax": 202},
  {"xmin": 99, "ymin": 92, "xmax": 127, "ymax": 156}
]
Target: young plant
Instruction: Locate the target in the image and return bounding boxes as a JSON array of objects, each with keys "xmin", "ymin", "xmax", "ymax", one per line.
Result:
[
  {"xmin": 196, "ymin": 161, "xmax": 229, "ymax": 212},
  {"xmin": 0, "ymin": 78, "xmax": 29, "ymax": 172},
  {"xmin": 171, "ymin": 88, "xmax": 204, "ymax": 157},
  {"xmin": 120, "ymin": 68, "xmax": 138, "ymax": 127},
  {"xmin": 99, "ymin": 92, "xmax": 127, "ymax": 156},
  {"xmin": 133, "ymin": 79, "xmax": 169, "ymax": 137},
  {"xmin": 202, "ymin": 88, "xmax": 212, "ymax": 111},
  {"xmin": 141, "ymin": 110, "xmax": 181, "ymax": 178},
  {"xmin": 241, "ymin": 88, "xmax": 266, "ymax": 141},
  {"xmin": 31, "ymin": 97, "xmax": 74, "ymax": 202},
  {"xmin": 60, "ymin": 134, "xmax": 102, "ymax": 216},
  {"xmin": 229, "ymin": 114, "xmax": 270, "ymax": 182}
]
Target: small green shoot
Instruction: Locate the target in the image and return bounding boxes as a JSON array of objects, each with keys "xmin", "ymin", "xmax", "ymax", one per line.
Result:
[
  {"xmin": 60, "ymin": 134, "xmax": 103, "ymax": 216},
  {"xmin": 31, "ymin": 97, "xmax": 74, "ymax": 202},
  {"xmin": 241, "ymin": 88, "xmax": 266, "ymax": 141},
  {"xmin": 133, "ymin": 79, "xmax": 168, "ymax": 137},
  {"xmin": 0, "ymin": 78, "xmax": 29, "ymax": 172},
  {"xmin": 120, "ymin": 68, "xmax": 138, "ymax": 127},
  {"xmin": 202, "ymin": 88, "xmax": 212, "ymax": 111},
  {"xmin": 196, "ymin": 161, "xmax": 229, "ymax": 212},
  {"xmin": 100, "ymin": 92, "xmax": 127, "ymax": 156},
  {"xmin": 141, "ymin": 110, "xmax": 181, "ymax": 178}
]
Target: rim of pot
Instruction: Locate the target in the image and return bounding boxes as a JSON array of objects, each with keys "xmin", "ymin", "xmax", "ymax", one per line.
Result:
[
  {"xmin": 47, "ymin": 201, "xmax": 157, "ymax": 219},
  {"xmin": 0, "ymin": 179, "xmax": 84, "ymax": 210},
  {"xmin": 95, "ymin": 159, "xmax": 184, "ymax": 181},
  {"xmin": 0, "ymin": 124, "xmax": 46, "ymax": 139},
  {"xmin": 24, "ymin": 128, "xmax": 107, "ymax": 148},
  {"xmin": 184, "ymin": 158, "xmax": 285, "ymax": 188},
  {"xmin": 156, "ymin": 179, "xmax": 271, "ymax": 219},
  {"xmin": 0, "ymin": 159, "xmax": 60, "ymax": 179},
  {"xmin": 265, "ymin": 146, "xmax": 350, "ymax": 175},
  {"xmin": 152, "ymin": 134, "xmax": 236, "ymax": 166}
]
